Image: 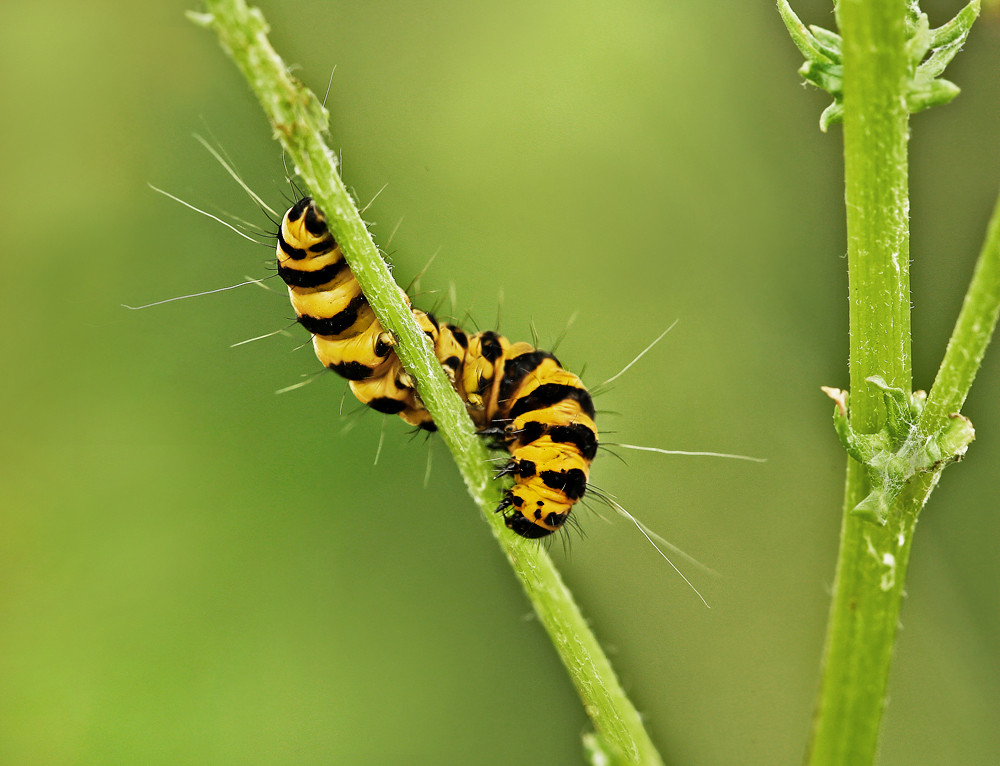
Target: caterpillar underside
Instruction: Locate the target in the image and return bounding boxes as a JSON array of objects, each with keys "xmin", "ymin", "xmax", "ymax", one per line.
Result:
[{"xmin": 277, "ymin": 197, "xmax": 597, "ymax": 538}]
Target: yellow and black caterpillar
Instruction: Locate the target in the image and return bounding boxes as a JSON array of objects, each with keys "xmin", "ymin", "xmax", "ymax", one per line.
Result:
[{"xmin": 277, "ymin": 197, "xmax": 598, "ymax": 538}]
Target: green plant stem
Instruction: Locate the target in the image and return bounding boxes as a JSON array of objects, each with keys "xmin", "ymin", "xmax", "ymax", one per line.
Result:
[
  {"xmin": 807, "ymin": 1, "xmax": 1000, "ymax": 763},
  {"xmin": 192, "ymin": 1, "xmax": 663, "ymax": 763},
  {"xmin": 921, "ymin": 190, "xmax": 1000, "ymax": 430},
  {"xmin": 808, "ymin": 1, "xmax": 913, "ymax": 764}
]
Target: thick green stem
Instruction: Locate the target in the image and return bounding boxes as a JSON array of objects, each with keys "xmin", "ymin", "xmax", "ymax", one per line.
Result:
[
  {"xmin": 193, "ymin": 1, "xmax": 663, "ymax": 762},
  {"xmin": 809, "ymin": 472, "xmax": 918, "ymax": 766},
  {"xmin": 808, "ymin": 1, "xmax": 913, "ymax": 763},
  {"xmin": 802, "ymin": 0, "xmax": 997, "ymax": 757},
  {"xmin": 842, "ymin": 1, "xmax": 912, "ymax": 416}
]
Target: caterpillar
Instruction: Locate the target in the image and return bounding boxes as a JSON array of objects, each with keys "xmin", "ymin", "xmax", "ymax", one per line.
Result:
[{"xmin": 277, "ymin": 196, "xmax": 598, "ymax": 538}]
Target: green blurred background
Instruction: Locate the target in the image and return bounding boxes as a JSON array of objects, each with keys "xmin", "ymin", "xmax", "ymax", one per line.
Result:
[{"xmin": 2, "ymin": 1, "xmax": 998, "ymax": 763}]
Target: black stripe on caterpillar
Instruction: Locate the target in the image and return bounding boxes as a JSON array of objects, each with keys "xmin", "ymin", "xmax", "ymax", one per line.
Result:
[{"xmin": 277, "ymin": 197, "xmax": 597, "ymax": 538}]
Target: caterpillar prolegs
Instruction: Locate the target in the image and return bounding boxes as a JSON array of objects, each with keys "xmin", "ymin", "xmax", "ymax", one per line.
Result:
[{"xmin": 277, "ymin": 197, "xmax": 597, "ymax": 538}]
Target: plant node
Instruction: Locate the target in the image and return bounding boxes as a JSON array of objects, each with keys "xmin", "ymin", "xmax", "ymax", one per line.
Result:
[{"xmin": 821, "ymin": 377, "xmax": 975, "ymax": 524}]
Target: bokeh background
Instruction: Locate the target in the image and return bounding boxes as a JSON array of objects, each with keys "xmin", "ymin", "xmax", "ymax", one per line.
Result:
[{"xmin": 2, "ymin": 1, "xmax": 998, "ymax": 763}]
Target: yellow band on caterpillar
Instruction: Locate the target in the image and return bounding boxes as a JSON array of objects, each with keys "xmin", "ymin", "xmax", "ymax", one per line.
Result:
[{"xmin": 276, "ymin": 197, "xmax": 597, "ymax": 537}]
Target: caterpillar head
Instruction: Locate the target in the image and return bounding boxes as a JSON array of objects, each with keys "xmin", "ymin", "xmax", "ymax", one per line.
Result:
[{"xmin": 287, "ymin": 196, "xmax": 328, "ymax": 235}]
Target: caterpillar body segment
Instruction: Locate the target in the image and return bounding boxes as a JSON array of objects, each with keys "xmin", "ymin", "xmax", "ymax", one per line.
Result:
[
  {"xmin": 278, "ymin": 197, "xmax": 431, "ymax": 429},
  {"xmin": 491, "ymin": 346, "xmax": 598, "ymax": 537},
  {"xmin": 460, "ymin": 330, "xmax": 510, "ymax": 423},
  {"xmin": 276, "ymin": 197, "xmax": 598, "ymax": 537}
]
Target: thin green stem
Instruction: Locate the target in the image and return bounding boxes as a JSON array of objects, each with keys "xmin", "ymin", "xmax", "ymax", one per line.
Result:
[
  {"xmin": 921, "ymin": 189, "xmax": 1000, "ymax": 431},
  {"xmin": 808, "ymin": 1, "xmax": 913, "ymax": 764},
  {"xmin": 192, "ymin": 1, "xmax": 663, "ymax": 762}
]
